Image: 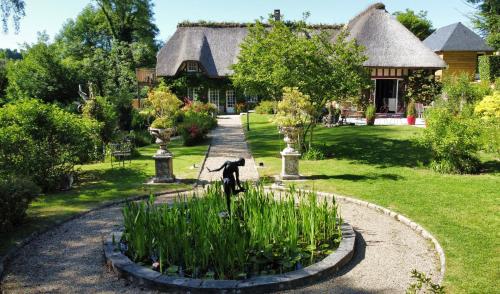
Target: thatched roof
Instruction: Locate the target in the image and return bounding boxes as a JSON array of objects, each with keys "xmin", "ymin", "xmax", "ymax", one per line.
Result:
[
  {"xmin": 345, "ymin": 3, "xmax": 446, "ymax": 69},
  {"xmin": 156, "ymin": 2, "xmax": 446, "ymax": 77},
  {"xmin": 423, "ymin": 22, "xmax": 494, "ymax": 52},
  {"xmin": 156, "ymin": 27, "xmax": 248, "ymax": 77}
]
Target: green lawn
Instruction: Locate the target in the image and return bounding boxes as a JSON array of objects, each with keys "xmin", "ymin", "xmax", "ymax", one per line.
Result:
[
  {"xmin": 244, "ymin": 114, "xmax": 499, "ymax": 293},
  {"xmin": 0, "ymin": 138, "xmax": 209, "ymax": 256}
]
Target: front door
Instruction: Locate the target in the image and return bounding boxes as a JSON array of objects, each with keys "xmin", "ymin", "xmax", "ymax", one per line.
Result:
[
  {"xmin": 226, "ymin": 90, "xmax": 235, "ymax": 113},
  {"xmin": 375, "ymin": 79, "xmax": 397, "ymax": 113}
]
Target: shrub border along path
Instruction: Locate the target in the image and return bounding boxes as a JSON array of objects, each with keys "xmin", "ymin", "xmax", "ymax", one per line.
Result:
[{"xmin": 103, "ymin": 223, "xmax": 355, "ymax": 293}]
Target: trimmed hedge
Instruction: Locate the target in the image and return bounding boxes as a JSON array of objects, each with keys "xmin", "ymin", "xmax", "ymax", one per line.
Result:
[{"xmin": 479, "ymin": 55, "xmax": 500, "ymax": 82}]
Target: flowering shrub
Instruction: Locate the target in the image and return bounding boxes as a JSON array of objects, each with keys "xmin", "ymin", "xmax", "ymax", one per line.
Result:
[
  {"xmin": 179, "ymin": 110, "xmax": 217, "ymax": 146},
  {"xmin": 475, "ymin": 91, "xmax": 500, "ymax": 119},
  {"xmin": 182, "ymin": 100, "xmax": 218, "ymax": 116}
]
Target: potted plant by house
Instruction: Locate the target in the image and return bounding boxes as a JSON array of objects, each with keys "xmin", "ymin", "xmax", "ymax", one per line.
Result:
[
  {"xmin": 365, "ymin": 105, "xmax": 376, "ymax": 126},
  {"xmin": 406, "ymin": 100, "xmax": 416, "ymax": 125}
]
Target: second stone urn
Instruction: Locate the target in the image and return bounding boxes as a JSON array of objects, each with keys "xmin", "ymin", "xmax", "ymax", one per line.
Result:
[
  {"xmin": 279, "ymin": 126, "xmax": 301, "ymax": 180},
  {"xmin": 148, "ymin": 127, "xmax": 176, "ymax": 183}
]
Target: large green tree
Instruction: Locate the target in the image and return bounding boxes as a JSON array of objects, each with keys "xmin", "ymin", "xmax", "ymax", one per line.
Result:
[
  {"xmin": 6, "ymin": 38, "xmax": 79, "ymax": 104},
  {"xmin": 56, "ymin": 5, "xmax": 113, "ymax": 59},
  {"xmin": 467, "ymin": 0, "xmax": 500, "ymax": 50},
  {"xmin": 95, "ymin": 0, "xmax": 158, "ymax": 58},
  {"xmin": 232, "ymin": 17, "xmax": 370, "ymax": 147},
  {"xmin": 0, "ymin": 0, "xmax": 24, "ymax": 33},
  {"xmin": 393, "ymin": 9, "xmax": 434, "ymax": 40}
]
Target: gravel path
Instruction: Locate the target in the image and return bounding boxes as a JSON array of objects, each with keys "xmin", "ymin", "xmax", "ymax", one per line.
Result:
[
  {"xmin": 1, "ymin": 191, "xmax": 439, "ymax": 293},
  {"xmin": 198, "ymin": 115, "xmax": 259, "ymax": 183}
]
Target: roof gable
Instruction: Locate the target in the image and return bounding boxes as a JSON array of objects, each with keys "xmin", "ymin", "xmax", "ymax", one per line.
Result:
[
  {"xmin": 345, "ymin": 3, "xmax": 446, "ymax": 68},
  {"xmin": 423, "ymin": 22, "xmax": 494, "ymax": 52},
  {"xmin": 156, "ymin": 27, "xmax": 248, "ymax": 77}
]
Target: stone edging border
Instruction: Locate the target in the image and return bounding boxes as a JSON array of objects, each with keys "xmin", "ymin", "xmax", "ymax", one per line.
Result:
[
  {"xmin": 0, "ymin": 187, "xmax": 193, "ymax": 283},
  {"xmin": 268, "ymin": 185, "xmax": 446, "ymax": 285},
  {"xmin": 103, "ymin": 222, "xmax": 355, "ymax": 293}
]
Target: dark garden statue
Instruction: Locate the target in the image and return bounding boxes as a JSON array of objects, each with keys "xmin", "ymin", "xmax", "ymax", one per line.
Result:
[{"xmin": 207, "ymin": 158, "xmax": 246, "ymax": 212}]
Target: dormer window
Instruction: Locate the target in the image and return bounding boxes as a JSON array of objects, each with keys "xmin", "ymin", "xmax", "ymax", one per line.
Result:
[{"xmin": 186, "ymin": 61, "xmax": 199, "ymax": 72}]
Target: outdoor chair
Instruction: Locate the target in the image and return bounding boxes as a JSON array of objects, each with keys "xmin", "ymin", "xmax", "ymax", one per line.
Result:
[
  {"xmin": 110, "ymin": 139, "xmax": 132, "ymax": 168},
  {"xmin": 416, "ymin": 103, "xmax": 425, "ymax": 118}
]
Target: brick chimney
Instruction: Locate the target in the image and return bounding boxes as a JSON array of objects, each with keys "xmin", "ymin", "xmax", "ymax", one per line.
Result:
[{"xmin": 274, "ymin": 9, "xmax": 280, "ymax": 21}]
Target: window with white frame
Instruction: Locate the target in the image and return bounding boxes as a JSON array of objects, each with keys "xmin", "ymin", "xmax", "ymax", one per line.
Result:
[
  {"xmin": 208, "ymin": 88, "xmax": 219, "ymax": 106},
  {"xmin": 186, "ymin": 61, "xmax": 199, "ymax": 72},
  {"xmin": 187, "ymin": 87, "xmax": 199, "ymax": 100},
  {"xmin": 226, "ymin": 90, "xmax": 235, "ymax": 108}
]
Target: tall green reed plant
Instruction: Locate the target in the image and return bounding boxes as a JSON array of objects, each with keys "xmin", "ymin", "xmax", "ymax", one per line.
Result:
[{"xmin": 121, "ymin": 183, "xmax": 342, "ymax": 279}]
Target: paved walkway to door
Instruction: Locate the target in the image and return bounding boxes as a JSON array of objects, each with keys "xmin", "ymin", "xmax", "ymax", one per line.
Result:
[{"xmin": 198, "ymin": 115, "xmax": 259, "ymax": 183}]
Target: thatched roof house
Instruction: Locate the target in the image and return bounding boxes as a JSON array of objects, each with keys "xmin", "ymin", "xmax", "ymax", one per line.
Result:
[
  {"xmin": 423, "ymin": 22, "xmax": 494, "ymax": 79},
  {"xmin": 156, "ymin": 3, "xmax": 446, "ymax": 113}
]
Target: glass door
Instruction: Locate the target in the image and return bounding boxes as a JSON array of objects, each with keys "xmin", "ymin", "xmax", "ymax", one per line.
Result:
[
  {"xmin": 226, "ymin": 90, "xmax": 235, "ymax": 113},
  {"xmin": 208, "ymin": 89, "xmax": 220, "ymax": 113}
]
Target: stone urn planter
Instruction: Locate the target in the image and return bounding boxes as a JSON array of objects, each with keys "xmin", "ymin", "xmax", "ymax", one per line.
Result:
[
  {"xmin": 279, "ymin": 126, "xmax": 301, "ymax": 180},
  {"xmin": 148, "ymin": 127, "xmax": 176, "ymax": 183}
]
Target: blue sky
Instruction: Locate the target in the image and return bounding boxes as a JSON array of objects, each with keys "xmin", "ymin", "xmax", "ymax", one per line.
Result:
[{"xmin": 1, "ymin": 0, "xmax": 477, "ymax": 50}]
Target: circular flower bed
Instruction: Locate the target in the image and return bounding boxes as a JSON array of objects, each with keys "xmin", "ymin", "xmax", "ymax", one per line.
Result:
[{"xmin": 119, "ymin": 184, "xmax": 343, "ymax": 280}]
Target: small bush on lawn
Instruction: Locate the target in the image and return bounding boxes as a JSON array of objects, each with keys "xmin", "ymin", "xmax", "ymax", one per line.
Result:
[
  {"xmin": 0, "ymin": 99, "xmax": 101, "ymax": 191},
  {"xmin": 255, "ymin": 100, "xmax": 276, "ymax": 114},
  {"xmin": 421, "ymin": 107, "xmax": 482, "ymax": 174},
  {"xmin": 0, "ymin": 176, "xmax": 40, "ymax": 233},
  {"xmin": 179, "ymin": 111, "xmax": 216, "ymax": 146},
  {"xmin": 302, "ymin": 144, "xmax": 329, "ymax": 160}
]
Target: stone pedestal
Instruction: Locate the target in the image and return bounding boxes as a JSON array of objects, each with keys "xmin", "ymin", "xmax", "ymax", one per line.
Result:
[
  {"xmin": 150, "ymin": 150, "xmax": 175, "ymax": 183},
  {"xmin": 280, "ymin": 151, "xmax": 301, "ymax": 180}
]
